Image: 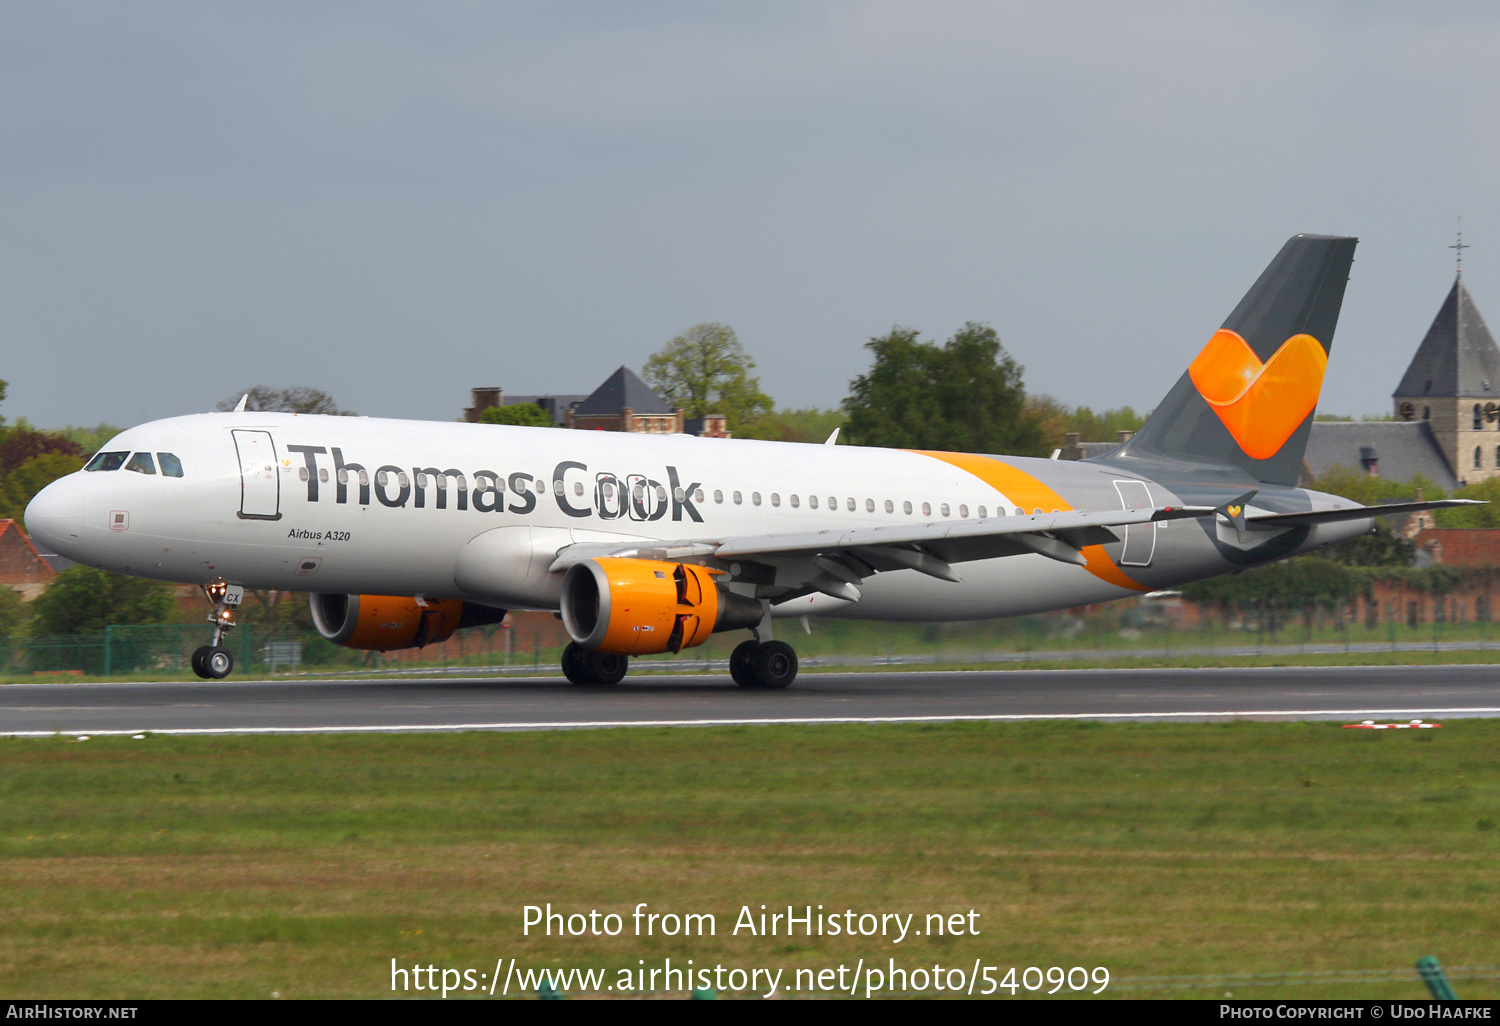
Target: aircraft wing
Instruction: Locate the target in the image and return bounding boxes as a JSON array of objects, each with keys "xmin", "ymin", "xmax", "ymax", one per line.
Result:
[
  {"xmin": 548, "ymin": 504, "xmax": 1215, "ymax": 601},
  {"xmin": 546, "ymin": 496, "xmax": 1484, "ymax": 604}
]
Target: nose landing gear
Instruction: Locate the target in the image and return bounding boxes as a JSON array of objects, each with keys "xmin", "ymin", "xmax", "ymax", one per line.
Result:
[{"xmin": 192, "ymin": 582, "xmax": 242, "ymax": 680}]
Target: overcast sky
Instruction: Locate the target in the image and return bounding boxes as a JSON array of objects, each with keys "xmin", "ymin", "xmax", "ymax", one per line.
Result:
[{"xmin": 4, "ymin": 1, "xmax": 1500, "ymax": 430}]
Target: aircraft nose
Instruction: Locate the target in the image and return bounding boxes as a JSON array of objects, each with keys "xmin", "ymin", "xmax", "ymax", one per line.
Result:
[{"xmin": 24, "ymin": 478, "xmax": 84, "ymax": 553}]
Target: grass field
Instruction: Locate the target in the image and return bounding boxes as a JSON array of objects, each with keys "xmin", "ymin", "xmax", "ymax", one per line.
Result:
[{"xmin": 2, "ymin": 721, "xmax": 1498, "ymax": 999}]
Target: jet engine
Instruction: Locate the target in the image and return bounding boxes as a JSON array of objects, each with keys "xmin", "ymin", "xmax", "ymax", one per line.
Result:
[
  {"xmin": 560, "ymin": 558, "xmax": 761, "ymax": 655},
  {"xmin": 309, "ymin": 593, "xmax": 506, "ymax": 651}
]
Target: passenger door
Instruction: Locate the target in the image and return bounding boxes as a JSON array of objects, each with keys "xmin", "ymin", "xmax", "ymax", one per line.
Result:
[
  {"xmin": 1113, "ymin": 479, "xmax": 1155, "ymax": 566},
  {"xmin": 233, "ymin": 429, "xmax": 282, "ymax": 520}
]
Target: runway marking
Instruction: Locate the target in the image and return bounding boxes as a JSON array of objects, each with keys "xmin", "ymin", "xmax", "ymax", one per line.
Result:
[{"xmin": 5, "ymin": 707, "xmax": 1500, "ymax": 738}]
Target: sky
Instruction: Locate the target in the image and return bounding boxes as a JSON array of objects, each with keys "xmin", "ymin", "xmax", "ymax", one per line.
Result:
[{"xmin": 4, "ymin": 1, "xmax": 1500, "ymax": 430}]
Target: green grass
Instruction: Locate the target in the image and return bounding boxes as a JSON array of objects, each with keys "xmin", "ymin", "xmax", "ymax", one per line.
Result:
[{"xmin": 1, "ymin": 721, "xmax": 1498, "ymax": 999}]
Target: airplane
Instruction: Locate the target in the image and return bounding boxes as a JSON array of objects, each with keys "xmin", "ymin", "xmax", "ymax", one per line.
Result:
[{"xmin": 23, "ymin": 234, "xmax": 1478, "ymax": 688}]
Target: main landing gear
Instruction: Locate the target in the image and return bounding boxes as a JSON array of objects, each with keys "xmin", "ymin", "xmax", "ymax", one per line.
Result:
[
  {"xmin": 729, "ymin": 639, "xmax": 798, "ymax": 689},
  {"xmin": 191, "ymin": 582, "xmax": 241, "ymax": 680},
  {"xmin": 561, "ymin": 642, "xmax": 629, "ymax": 685}
]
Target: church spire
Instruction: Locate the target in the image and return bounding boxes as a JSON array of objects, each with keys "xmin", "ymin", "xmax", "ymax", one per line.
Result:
[{"xmin": 1451, "ymin": 216, "xmax": 1469, "ymax": 278}]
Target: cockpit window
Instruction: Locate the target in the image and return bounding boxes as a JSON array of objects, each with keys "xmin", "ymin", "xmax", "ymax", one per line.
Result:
[
  {"xmin": 157, "ymin": 452, "xmax": 184, "ymax": 478},
  {"xmin": 125, "ymin": 452, "xmax": 157, "ymax": 475},
  {"xmin": 85, "ymin": 451, "xmax": 129, "ymax": 472}
]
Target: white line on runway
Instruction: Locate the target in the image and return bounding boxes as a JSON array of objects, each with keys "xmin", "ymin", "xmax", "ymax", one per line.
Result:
[{"xmin": 5, "ymin": 706, "xmax": 1500, "ymax": 737}]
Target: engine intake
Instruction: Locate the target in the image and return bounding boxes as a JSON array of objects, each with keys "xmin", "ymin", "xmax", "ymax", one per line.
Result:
[
  {"xmin": 310, "ymin": 594, "xmax": 505, "ymax": 651},
  {"xmin": 560, "ymin": 558, "xmax": 761, "ymax": 655}
]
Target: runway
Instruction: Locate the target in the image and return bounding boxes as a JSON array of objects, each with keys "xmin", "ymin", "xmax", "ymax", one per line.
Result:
[{"xmin": 2, "ymin": 664, "xmax": 1500, "ymax": 737}]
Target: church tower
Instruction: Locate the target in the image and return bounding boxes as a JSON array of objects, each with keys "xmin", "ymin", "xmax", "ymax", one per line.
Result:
[{"xmin": 1392, "ymin": 274, "xmax": 1500, "ymax": 484}]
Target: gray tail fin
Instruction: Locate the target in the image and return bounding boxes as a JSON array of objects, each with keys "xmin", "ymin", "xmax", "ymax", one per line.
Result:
[{"xmin": 1098, "ymin": 234, "xmax": 1357, "ymax": 487}]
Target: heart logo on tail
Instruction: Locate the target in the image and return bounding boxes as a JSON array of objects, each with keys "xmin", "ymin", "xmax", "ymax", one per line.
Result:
[{"xmin": 1188, "ymin": 329, "xmax": 1327, "ymax": 459}]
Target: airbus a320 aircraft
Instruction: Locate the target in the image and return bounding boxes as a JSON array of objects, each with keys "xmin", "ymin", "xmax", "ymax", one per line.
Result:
[{"xmin": 23, "ymin": 235, "xmax": 1476, "ymax": 688}]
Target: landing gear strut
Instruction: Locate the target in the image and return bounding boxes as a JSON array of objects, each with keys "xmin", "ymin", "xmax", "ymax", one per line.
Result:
[
  {"xmin": 561, "ymin": 642, "xmax": 629, "ymax": 685},
  {"xmin": 729, "ymin": 639, "xmax": 799, "ymax": 689},
  {"xmin": 192, "ymin": 582, "xmax": 241, "ymax": 680}
]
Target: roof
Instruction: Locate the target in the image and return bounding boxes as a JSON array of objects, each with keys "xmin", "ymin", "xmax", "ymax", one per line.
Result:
[
  {"xmin": 0, "ymin": 519, "xmax": 60, "ymax": 584},
  {"xmin": 1302, "ymin": 421, "xmax": 1459, "ymax": 490},
  {"xmin": 572, "ymin": 366, "xmax": 675, "ymax": 417},
  {"xmin": 1393, "ymin": 276, "xmax": 1500, "ymax": 399}
]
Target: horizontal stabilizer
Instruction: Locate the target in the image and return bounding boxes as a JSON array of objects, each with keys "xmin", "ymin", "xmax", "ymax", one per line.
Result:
[{"xmin": 1246, "ymin": 498, "xmax": 1483, "ymax": 527}]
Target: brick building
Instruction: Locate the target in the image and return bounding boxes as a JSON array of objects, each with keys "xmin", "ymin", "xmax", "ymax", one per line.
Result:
[
  {"xmin": 464, "ymin": 366, "xmax": 732, "ymax": 437},
  {"xmin": 0, "ymin": 519, "xmax": 58, "ymax": 599}
]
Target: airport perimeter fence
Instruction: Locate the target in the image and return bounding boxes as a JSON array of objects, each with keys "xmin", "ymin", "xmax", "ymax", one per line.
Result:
[{"xmin": 10, "ymin": 603, "xmax": 1500, "ymax": 680}]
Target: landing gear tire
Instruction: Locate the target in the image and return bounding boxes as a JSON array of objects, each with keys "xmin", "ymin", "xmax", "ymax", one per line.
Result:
[
  {"xmin": 561, "ymin": 642, "xmax": 592, "ymax": 684},
  {"xmin": 561, "ymin": 642, "xmax": 629, "ymax": 685},
  {"xmin": 753, "ymin": 641, "xmax": 798, "ymax": 689},
  {"xmin": 587, "ymin": 651, "xmax": 628, "ymax": 685},
  {"xmin": 203, "ymin": 646, "xmax": 233, "ymax": 680},
  {"xmin": 730, "ymin": 640, "xmax": 761, "ymax": 688},
  {"xmin": 191, "ymin": 646, "xmax": 211, "ymax": 679}
]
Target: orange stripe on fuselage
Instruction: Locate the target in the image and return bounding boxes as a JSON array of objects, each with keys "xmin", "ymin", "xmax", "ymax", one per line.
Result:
[{"xmin": 908, "ymin": 450, "xmax": 1149, "ymax": 593}]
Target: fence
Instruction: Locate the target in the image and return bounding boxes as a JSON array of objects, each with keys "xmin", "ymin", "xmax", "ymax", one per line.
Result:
[{"xmin": 9, "ymin": 597, "xmax": 1500, "ymax": 680}]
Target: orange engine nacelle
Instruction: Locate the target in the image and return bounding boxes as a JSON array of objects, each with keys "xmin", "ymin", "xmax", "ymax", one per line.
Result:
[
  {"xmin": 309, "ymin": 593, "xmax": 469, "ymax": 651},
  {"xmin": 560, "ymin": 558, "xmax": 761, "ymax": 655}
]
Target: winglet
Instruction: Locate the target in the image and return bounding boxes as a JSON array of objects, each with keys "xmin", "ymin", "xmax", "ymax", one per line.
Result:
[
  {"xmin": 1216, "ymin": 489, "xmax": 1258, "ymax": 532},
  {"xmin": 824, "ymin": 428, "xmax": 840, "ymax": 446},
  {"xmin": 233, "ymin": 394, "xmax": 249, "ymax": 413}
]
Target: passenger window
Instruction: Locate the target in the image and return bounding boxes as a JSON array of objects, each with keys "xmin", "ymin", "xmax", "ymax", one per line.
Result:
[
  {"xmin": 694, "ymin": 488, "xmax": 704, "ymax": 503},
  {"xmin": 883, "ymin": 499, "xmax": 894, "ymax": 513},
  {"xmin": 733, "ymin": 491, "xmax": 743, "ymax": 505},
  {"xmin": 157, "ymin": 452, "xmax": 184, "ymax": 478},
  {"xmin": 318, "ymin": 468, "xmax": 328, "ymax": 483},
  {"xmin": 714, "ymin": 490, "xmax": 724, "ymax": 504},
  {"xmin": 922, "ymin": 502, "xmax": 931, "ymax": 516},
  {"xmin": 299, "ymin": 467, "xmax": 310, "ymax": 482},
  {"xmin": 865, "ymin": 498, "xmax": 875, "ymax": 512},
  {"xmin": 941, "ymin": 503, "xmax": 950, "ymax": 517},
  {"xmin": 903, "ymin": 500, "xmax": 912, "ymax": 515},
  {"xmin": 978, "ymin": 506, "xmax": 987, "ymax": 518},
  {"xmin": 809, "ymin": 495, "xmax": 819, "ymax": 509},
  {"xmin": 846, "ymin": 497, "xmax": 855, "ymax": 512},
  {"xmin": 125, "ymin": 452, "xmax": 156, "ymax": 475},
  {"xmin": 789, "ymin": 494, "xmax": 799, "ymax": 508},
  {"xmin": 752, "ymin": 492, "xmax": 762, "ymax": 506},
  {"xmin": 997, "ymin": 506, "xmax": 1006, "ymax": 516},
  {"xmin": 828, "ymin": 496, "xmax": 837, "ymax": 510},
  {"xmin": 771, "ymin": 493, "xmax": 781, "ymax": 507},
  {"xmin": 85, "ymin": 451, "xmax": 129, "ymax": 472},
  {"xmin": 959, "ymin": 504, "xmax": 969, "ymax": 518}
]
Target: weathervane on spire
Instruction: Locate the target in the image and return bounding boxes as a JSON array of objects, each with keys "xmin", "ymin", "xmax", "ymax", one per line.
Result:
[{"xmin": 1451, "ymin": 216, "xmax": 1469, "ymax": 278}]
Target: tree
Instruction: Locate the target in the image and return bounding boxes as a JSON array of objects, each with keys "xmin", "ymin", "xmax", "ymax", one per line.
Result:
[
  {"xmin": 216, "ymin": 386, "xmax": 356, "ymax": 416},
  {"xmin": 1, "ymin": 452, "xmax": 85, "ymax": 520},
  {"xmin": 842, "ymin": 323, "xmax": 1049, "ymax": 455},
  {"xmin": 480, "ymin": 403, "xmax": 553, "ymax": 428},
  {"xmin": 1433, "ymin": 475, "xmax": 1500, "ymax": 528},
  {"xmin": 55, "ymin": 423, "xmax": 124, "ymax": 454},
  {"xmin": 30, "ymin": 566, "xmax": 173, "ymax": 635},
  {"xmin": 0, "ymin": 425, "xmax": 83, "ymax": 478},
  {"xmin": 736, "ymin": 407, "xmax": 847, "ymax": 443},
  {"xmin": 643, "ymin": 323, "xmax": 774, "ymax": 432},
  {"xmin": 0, "ymin": 585, "xmax": 25, "ymax": 638}
]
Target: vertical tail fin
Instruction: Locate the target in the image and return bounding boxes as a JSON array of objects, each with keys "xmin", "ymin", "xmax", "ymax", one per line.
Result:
[{"xmin": 1101, "ymin": 234, "xmax": 1357, "ymax": 486}]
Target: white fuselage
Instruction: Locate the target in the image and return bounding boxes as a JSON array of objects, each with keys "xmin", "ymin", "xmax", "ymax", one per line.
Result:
[{"xmin": 23, "ymin": 412, "xmax": 1366, "ymax": 622}]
